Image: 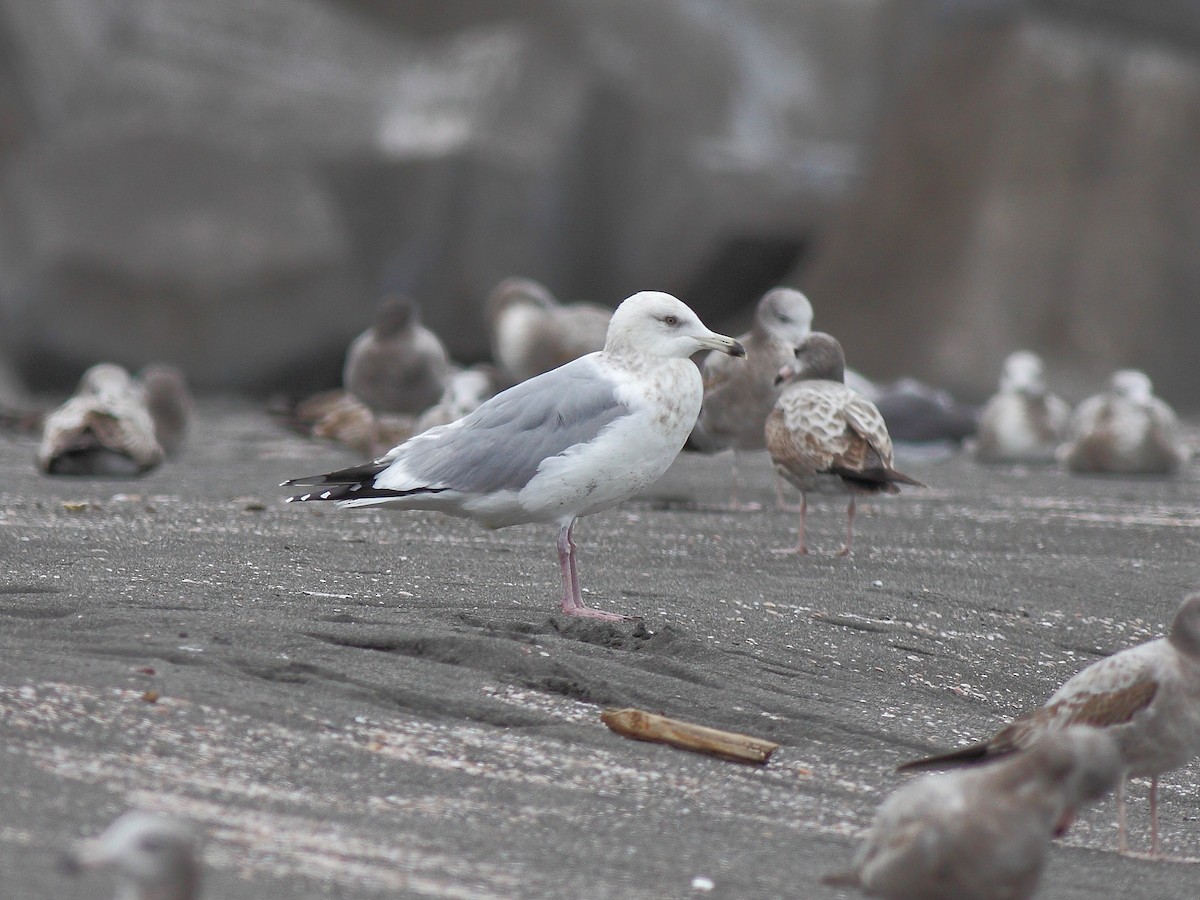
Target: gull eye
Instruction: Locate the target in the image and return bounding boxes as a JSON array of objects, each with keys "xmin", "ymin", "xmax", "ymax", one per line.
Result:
[
  {"xmin": 138, "ymin": 835, "xmax": 166, "ymax": 853},
  {"xmin": 663, "ymin": 315, "xmax": 679, "ymax": 327}
]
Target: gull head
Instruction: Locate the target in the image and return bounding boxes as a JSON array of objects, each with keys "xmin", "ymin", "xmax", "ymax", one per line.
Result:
[
  {"xmin": 999, "ymin": 350, "xmax": 1046, "ymax": 395},
  {"xmin": 756, "ymin": 288, "xmax": 813, "ymax": 346},
  {"xmin": 486, "ymin": 276, "xmax": 557, "ymax": 321},
  {"xmin": 775, "ymin": 332, "xmax": 846, "ymax": 386},
  {"xmin": 605, "ymin": 291, "xmax": 745, "ymax": 360},
  {"xmin": 1169, "ymin": 593, "xmax": 1200, "ymax": 659},
  {"xmin": 1110, "ymin": 369, "xmax": 1153, "ymax": 403},
  {"xmin": 64, "ymin": 811, "xmax": 201, "ymax": 900},
  {"xmin": 372, "ymin": 295, "xmax": 419, "ymax": 338}
]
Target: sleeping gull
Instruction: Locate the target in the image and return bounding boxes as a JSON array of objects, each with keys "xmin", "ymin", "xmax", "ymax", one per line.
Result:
[
  {"xmin": 974, "ymin": 350, "xmax": 1070, "ymax": 464},
  {"xmin": 486, "ymin": 276, "xmax": 612, "ymax": 383},
  {"xmin": 826, "ymin": 727, "xmax": 1122, "ymax": 900},
  {"xmin": 284, "ymin": 291, "xmax": 745, "ymax": 621},
  {"xmin": 344, "ymin": 295, "xmax": 450, "ymax": 415},
  {"xmin": 766, "ymin": 333, "xmax": 923, "ymax": 556},
  {"xmin": 1058, "ymin": 369, "xmax": 1190, "ymax": 475},
  {"xmin": 64, "ymin": 810, "xmax": 201, "ymax": 900},
  {"xmin": 687, "ymin": 287, "xmax": 813, "ymax": 509},
  {"xmin": 898, "ymin": 592, "xmax": 1200, "ymax": 857},
  {"xmin": 37, "ymin": 363, "xmax": 164, "ymax": 477}
]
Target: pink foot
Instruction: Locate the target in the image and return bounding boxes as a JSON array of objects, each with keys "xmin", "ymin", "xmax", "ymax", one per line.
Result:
[{"xmin": 560, "ymin": 602, "xmax": 641, "ymax": 622}]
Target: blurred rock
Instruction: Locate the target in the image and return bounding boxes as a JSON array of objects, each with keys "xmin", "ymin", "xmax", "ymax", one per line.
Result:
[
  {"xmin": 801, "ymin": 12, "xmax": 1200, "ymax": 408},
  {"xmin": 0, "ymin": 0, "xmax": 914, "ymax": 389}
]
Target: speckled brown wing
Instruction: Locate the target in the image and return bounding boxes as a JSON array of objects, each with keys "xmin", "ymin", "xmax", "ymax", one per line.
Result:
[
  {"xmin": 992, "ymin": 678, "xmax": 1159, "ymax": 753},
  {"xmin": 767, "ymin": 382, "xmax": 851, "ymax": 487}
]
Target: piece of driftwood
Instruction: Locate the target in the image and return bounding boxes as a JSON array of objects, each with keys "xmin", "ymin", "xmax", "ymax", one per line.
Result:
[{"xmin": 600, "ymin": 708, "xmax": 780, "ymax": 765}]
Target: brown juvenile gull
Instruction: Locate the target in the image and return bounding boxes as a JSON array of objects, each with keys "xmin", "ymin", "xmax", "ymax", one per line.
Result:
[
  {"xmin": 284, "ymin": 291, "xmax": 745, "ymax": 621},
  {"xmin": 1058, "ymin": 369, "xmax": 1190, "ymax": 475},
  {"xmin": 64, "ymin": 810, "xmax": 201, "ymax": 900},
  {"xmin": 486, "ymin": 276, "xmax": 612, "ymax": 383},
  {"xmin": 343, "ymin": 295, "xmax": 450, "ymax": 415},
  {"xmin": 825, "ymin": 727, "xmax": 1122, "ymax": 900},
  {"xmin": 687, "ymin": 287, "xmax": 813, "ymax": 509},
  {"xmin": 974, "ymin": 350, "xmax": 1070, "ymax": 464},
  {"xmin": 898, "ymin": 593, "xmax": 1200, "ymax": 857},
  {"xmin": 765, "ymin": 332, "xmax": 923, "ymax": 556},
  {"xmin": 37, "ymin": 363, "xmax": 164, "ymax": 477}
]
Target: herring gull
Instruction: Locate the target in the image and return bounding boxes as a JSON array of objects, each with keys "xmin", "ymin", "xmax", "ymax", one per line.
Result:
[
  {"xmin": 64, "ymin": 810, "xmax": 201, "ymax": 900},
  {"xmin": 284, "ymin": 291, "xmax": 745, "ymax": 621},
  {"xmin": 898, "ymin": 593, "xmax": 1200, "ymax": 857},
  {"xmin": 974, "ymin": 350, "xmax": 1070, "ymax": 464},
  {"xmin": 687, "ymin": 287, "xmax": 813, "ymax": 509},
  {"xmin": 766, "ymin": 333, "xmax": 923, "ymax": 556},
  {"xmin": 826, "ymin": 727, "xmax": 1122, "ymax": 900}
]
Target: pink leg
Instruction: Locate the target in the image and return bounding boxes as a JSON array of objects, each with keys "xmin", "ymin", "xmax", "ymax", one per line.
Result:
[
  {"xmin": 720, "ymin": 452, "xmax": 762, "ymax": 511},
  {"xmin": 556, "ymin": 521, "xmax": 638, "ymax": 622},
  {"xmin": 1117, "ymin": 777, "xmax": 1129, "ymax": 853},
  {"xmin": 836, "ymin": 497, "xmax": 856, "ymax": 557},
  {"xmin": 772, "ymin": 494, "xmax": 809, "ymax": 555},
  {"xmin": 1149, "ymin": 776, "xmax": 1160, "ymax": 857}
]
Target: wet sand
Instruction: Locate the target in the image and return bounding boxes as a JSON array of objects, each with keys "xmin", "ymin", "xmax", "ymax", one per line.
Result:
[{"xmin": 1, "ymin": 399, "xmax": 1198, "ymax": 898}]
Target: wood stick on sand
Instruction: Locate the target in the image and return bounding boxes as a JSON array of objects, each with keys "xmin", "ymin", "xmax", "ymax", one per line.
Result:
[{"xmin": 601, "ymin": 708, "xmax": 780, "ymax": 765}]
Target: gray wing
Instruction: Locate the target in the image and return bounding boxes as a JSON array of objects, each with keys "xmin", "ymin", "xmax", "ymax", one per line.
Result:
[{"xmin": 381, "ymin": 356, "xmax": 630, "ymax": 494}]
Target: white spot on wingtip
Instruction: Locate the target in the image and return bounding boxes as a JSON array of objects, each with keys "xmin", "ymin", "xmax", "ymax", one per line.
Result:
[
  {"xmin": 300, "ymin": 493, "xmax": 311, "ymax": 501},
  {"xmin": 320, "ymin": 491, "xmax": 332, "ymax": 500}
]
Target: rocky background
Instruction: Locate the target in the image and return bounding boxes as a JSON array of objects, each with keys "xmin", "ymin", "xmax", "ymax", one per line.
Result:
[{"xmin": 0, "ymin": 1, "xmax": 1197, "ymax": 404}]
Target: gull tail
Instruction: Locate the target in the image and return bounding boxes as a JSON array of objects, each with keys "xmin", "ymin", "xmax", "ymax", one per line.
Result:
[
  {"xmin": 895, "ymin": 740, "xmax": 996, "ymax": 773},
  {"xmin": 820, "ymin": 871, "xmax": 861, "ymax": 888}
]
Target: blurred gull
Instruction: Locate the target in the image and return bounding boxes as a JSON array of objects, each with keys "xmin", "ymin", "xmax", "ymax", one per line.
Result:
[
  {"xmin": 1058, "ymin": 369, "xmax": 1190, "ymax": 475},
  {"xmin": 899, "ymin": 593, "xmax": 1200, "ymax": 857},
  {"xmin": 871, "ymin": 377, "xmax": 978, "ymax": 449},
  {"xmin": 486, "ymin": 276, "xmax": 612, "ymax": 383},
  {"xmin": 973, "ymin": 350, "xmax": 1069, "ymax": 464},
  {"xmin": 344, "ymin": 295, "xmax": 450, "ymax": 415},
  {"xmin": 826, "ymin": 727, "xmax": 1122, "ymax": 900},
  {"xmin": 64, "ymin": 810, "xmax": 201, "ymax": 900},
  {"xmin": 37, "ymin": 364, "xmax": 164, "ymax": 477},
  {"xmin": 766, "ymin": 333, "xmax": 922, "ymax": 556},
  {"xmin": 284, "ymin": 291, "xmax": 745, "ymax": 621},
  {"xmin": 138, "ymin": 363, "xmax": 191, "ymax": 458},
  {"xmin": 687, "ymin": 287, "xmax": 813, "ymax": 508},
  {"xmin": 414, "ymin": 364, "xmax": 505, "ymax": 433}
]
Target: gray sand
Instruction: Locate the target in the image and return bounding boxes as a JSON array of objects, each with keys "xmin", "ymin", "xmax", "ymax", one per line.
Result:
[{"xmin": 1, "ymin": 400, "xmax": 1197, "ymax": 898}]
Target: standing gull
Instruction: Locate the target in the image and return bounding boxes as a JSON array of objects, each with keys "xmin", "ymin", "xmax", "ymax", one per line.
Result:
[
  {"xmin": 486, "ymin": 276, "xmax": 612, "ymax": 384},
  {"xmin": 1058, "ymin": 369, "xmax": 1190, "ymax": 475},
  {"xmin": 344, "ymin": 295, "xmax": 450, "ymax": 415},
  {"xmin": 898, "ymin": 593, "xmax": 1200, "ymax": 857},
  {"xmin": 826, "ymin": 727, "xmax": 1122, "ymax": 900},
  {"xmin": 687, "ymin": 287, "xmax": 813, "ymax": 508},
  {"xmin": 284, "ymin": 292, "xmax": 745, "ymax": 621},
  {"xmin": 974, "ymin": 350, "xmax": 1070, "ymax": 464},
  {"xmin": 64, "ymin": 810, "xmax": 201, "ymax": 900},
  {"xmin": 765, "ymin": 333, "xmax": 923, "ymax": 556}
]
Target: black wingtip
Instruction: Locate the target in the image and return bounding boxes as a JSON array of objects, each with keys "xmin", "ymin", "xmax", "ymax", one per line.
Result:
[{"xmin": 895, "ymin": 742, "xmax": 992, "ymax": 773}]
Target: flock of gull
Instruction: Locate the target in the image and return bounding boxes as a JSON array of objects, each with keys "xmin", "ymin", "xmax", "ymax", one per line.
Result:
[{"xmin": 9, "ymin": 278, "xmax": 1198, "ymax": 898}]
